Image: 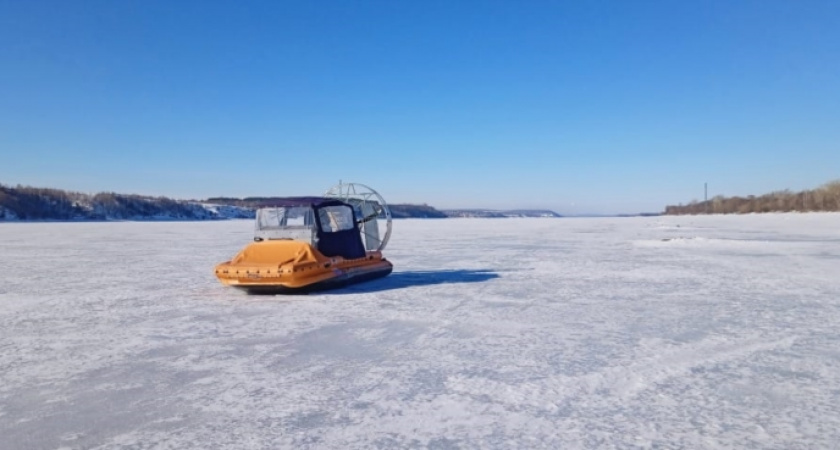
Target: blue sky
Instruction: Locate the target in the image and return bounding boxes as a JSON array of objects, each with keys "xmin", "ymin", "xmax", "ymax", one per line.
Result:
[{"xmin": 1, "ymin": 0, "xmax": 838, "ymax": 214}]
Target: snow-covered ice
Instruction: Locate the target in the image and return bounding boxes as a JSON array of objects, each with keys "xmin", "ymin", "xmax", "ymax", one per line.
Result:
[{"xmin": 1, "ymin": 214, "xmax": 839, "ymax": 449}]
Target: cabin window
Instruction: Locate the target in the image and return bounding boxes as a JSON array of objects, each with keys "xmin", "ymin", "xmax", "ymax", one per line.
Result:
[
  {"xmin": 257, "ymin": 207, "xmax": 313, "ymax": 229},
  {"xmin": 318, "ymin": 206, "xmax": 355, "ymax": 233}
]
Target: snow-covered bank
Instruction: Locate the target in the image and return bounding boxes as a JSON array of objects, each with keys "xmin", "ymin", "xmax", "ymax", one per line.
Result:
[
  {"xmin": 0, "ymin": 206, "xmax": 18, "ymax": 221},
  {"xmin": 1, "ymin": 214, "xmax": 839, "ymax": 448},
  {"xmin": 0, "ymin": 183, "xmax": 254, "ymax": 221}
]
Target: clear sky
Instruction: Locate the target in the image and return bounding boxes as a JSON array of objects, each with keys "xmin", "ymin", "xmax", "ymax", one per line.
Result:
[{"xmin": 1, "ymin": 0, "xmax": 838, "ymax": 214}]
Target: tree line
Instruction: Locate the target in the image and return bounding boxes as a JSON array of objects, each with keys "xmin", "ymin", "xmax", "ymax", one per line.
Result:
[
  {"xmin": 207, "ymin": 196, "xmax": 449, "ymax": 218},
  {"xmin": 0, "ymin": 183, "xmax": 247, "ymax": 221},
  {"xmin": 0, "ymin": 184, "xmax": 90, "ymax": 220},
  {"xmin": 664, "ymin": 180, "xmax": 840, "ymax": 215},
  {"xmin": 0, "ymin": 183, "xmax": 453, "ymax": 221}
]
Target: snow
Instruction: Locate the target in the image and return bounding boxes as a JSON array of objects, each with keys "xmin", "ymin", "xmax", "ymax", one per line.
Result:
[
  {"xmin": 0, "ymin": 206, "xmax": 18, "ymax": 221},
  {"xmin": 1, "ymin": 214, "xmax": 839, "ymax": 449}
]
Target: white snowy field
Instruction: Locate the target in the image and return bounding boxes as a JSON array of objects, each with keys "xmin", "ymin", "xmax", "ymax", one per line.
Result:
[{"xmin": 1, "ymin": 215, "xmax": 839, "ymax": 449}]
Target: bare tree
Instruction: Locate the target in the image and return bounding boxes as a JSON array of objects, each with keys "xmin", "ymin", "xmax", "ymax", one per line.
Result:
[{"xmin": 665, "ymin": 180, "xmax": 840, "ymax": 215}]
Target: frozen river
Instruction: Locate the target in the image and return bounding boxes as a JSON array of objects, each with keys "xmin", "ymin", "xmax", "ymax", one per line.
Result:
[{"xmin": 1, "ymin": 215, "xmax": 839, "ymax": 449}]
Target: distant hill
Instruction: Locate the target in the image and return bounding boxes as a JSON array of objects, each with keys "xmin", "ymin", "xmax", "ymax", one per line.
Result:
[
  {"xmin": 390, "ymin": 204, "xmax": 448, "ymax": 218},
  {"xmin": 443, "ymin": 209, "xmax": 562, "ymax": 218},
  {"xmin": 0, "ymin": 184, "xmax": 252, "ymax": 221},
  {"xmin": 204, "ymin": 196, "xmax": 327, "ymax": 208},
  {"xmin": 1, "ymin": 183, "xmax": 560, "ymax": 221},
  {"xmin": 205, "ymin": 197, "xmax": 449, "ymax": 218},
  {"xmin": 664, "ymin": 180, "xmax": 840, "ymax": 215}
]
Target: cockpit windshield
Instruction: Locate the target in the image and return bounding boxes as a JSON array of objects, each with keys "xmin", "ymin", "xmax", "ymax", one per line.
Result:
[{"xmin": 254, "ymin": 206, "xmax": 316, "ymax": 242}]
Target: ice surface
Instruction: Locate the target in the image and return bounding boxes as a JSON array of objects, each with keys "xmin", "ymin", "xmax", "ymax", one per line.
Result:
[{"xmin": 1, "ymin": 215, "xmax": 839, "ymax": 449}]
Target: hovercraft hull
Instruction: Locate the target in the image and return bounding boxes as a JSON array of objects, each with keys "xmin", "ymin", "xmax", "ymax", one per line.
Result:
[
  {"xmin": 215, "ymin": 240, "xmax": 392, "ymax": 295},
  {"xmin": 235, "ymin": 262, "xmax": 392, "ymax": 295}
]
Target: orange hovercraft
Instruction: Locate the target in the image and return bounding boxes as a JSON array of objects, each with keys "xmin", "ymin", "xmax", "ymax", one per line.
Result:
[{"xmin": 215, "ymin": 182, "xmax": 393, "ymax": 294}]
